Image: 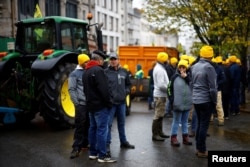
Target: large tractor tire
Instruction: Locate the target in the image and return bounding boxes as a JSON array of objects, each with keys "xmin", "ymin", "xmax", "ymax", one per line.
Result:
[{"xmin": 41, "ymin": 63, "xmax": 76, "ymax": 129}]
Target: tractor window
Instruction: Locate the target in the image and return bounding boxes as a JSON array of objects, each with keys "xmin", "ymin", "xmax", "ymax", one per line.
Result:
[
  {"xmin": 21, "ymin": 23, "xmax": 55, "ymax": 53},
  {"xmin": 72, "ymin": 24, "xmax": 88, "ymax": 53},
  {"xmin": 61, "ymin": 23, "xmax": 73, "ymax": 51},
  {"xmin": 61, "ymin": 22, "xmax": 88, "ymax": 53}
]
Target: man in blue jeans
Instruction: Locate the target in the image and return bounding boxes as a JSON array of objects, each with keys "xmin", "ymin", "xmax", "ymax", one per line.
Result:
[
  {"xmin": 83, "ymin": 50, "xmax": 116, "ymax": 163},
  {"xmin": 191, "ymin": 45, "xmax": 217, "ymax": 158},
  {"xmin": 105, "ymin": 53, "xmax": 135, "ymax": 155}
]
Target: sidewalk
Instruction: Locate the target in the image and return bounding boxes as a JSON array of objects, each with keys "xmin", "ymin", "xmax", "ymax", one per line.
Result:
[{"xmin": 239, "ymin": 91, "xmax": 250, "ymax": 113}]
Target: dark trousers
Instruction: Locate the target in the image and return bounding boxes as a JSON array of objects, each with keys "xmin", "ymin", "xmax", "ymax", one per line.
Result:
[
  {"xmin": 194, "ymin": 102, "xmax": 213, "ymax": 152},
  {"xmin": 72, "ymin": 105, "xmax": 89, "ymax": 150},
  {"xmin": 230, "ymin": 88, "xmax": 240, "ymax": 114},
  {"xmin": 222, "ymin": 92, "xmax": 230, "ymax": 118}
]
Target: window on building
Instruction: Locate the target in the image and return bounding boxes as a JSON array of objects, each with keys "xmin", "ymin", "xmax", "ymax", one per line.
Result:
[
  {"xmin": 82, "ymin": 10, "xmax": 86, "ymax": 20},
  {"xmin": 110, "ymin": 0, "xmax": 113, "ymax": 11},
  {"xmin": 102, "ymin": 14, "xmax": 107, "ymax": 30},
  {"xmin": 45, "ymin": 0, "xmax": 60, "ymax": 16},
  {"xmin": 121, "ymin": 31, "xmax": 124, "ymax": 42},
  {"xmin": 103, "ymin": 35, "xmax": 107, "ymax": 44},
  {"xmin": 103, "ymin": 0, "xmax": 107, "ymax": 8},
  {"xmin": 66, "ymin": 1, "xmax": 77, "ymax": 18},
  {"xmin": 97, "ymin": 12, "xmax": 100, "ymax": 23},
  {"xmin": 18, "ymin": 0, "xmax": 38, "ymax": 20},
  {"xmin": 110, "ymin": 16, "xmax": 113, "ymax": 31},
  {"xmin": 115, "ymin": 0, "xmax": 118, "ymax": 12},
  {"xmin": 116, "ymin": 37, "xmax": 119, "ymax": 48},
  {"xmin": 116, "ymin": 18, "xmax": 118, "ymax": 32},
  {"xmin": 110, "ymin": 36, "xmax": 114, "ymax": 52}
]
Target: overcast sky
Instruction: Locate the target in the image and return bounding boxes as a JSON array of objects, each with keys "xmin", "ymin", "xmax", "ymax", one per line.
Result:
[{"xmin": 133, "ymin": 0, "xmax": 144, "ymax": 9}]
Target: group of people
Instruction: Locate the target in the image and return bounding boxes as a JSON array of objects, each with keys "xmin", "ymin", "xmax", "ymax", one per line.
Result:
[
  {"xmin": 68, "ymin": 50, "xmax": 134, "ymax": 163},
  {"xmin": 68, "ymin": 45, "xmax": 246, "ymax": 162},
  {"xmin": 150, "ymin": 45, "xmax": 246, "ymax": 158}
]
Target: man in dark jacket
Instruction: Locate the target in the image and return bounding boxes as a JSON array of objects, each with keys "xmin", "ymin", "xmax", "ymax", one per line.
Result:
[
  {"xmin": 228, "ymin": 55, "xmax": 241, "ymax": 116},
  {"xmin": 83, "ymin": 50, "xmax": 116, "ymax": 163},
  {"xmin": 105, "ymin": 53, "xmax": 135, "ymax": 156}
]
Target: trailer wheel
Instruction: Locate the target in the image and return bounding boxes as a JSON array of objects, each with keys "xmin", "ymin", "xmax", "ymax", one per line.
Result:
[
  {"xmin": 126, "ymin": 94, "xmax": 131, "ymax": 116},
  {"xmin": 41, "ymin": 63, "xmax": 76, "ymax": 129}
]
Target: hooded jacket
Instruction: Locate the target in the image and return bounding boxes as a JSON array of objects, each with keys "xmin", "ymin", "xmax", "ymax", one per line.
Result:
[
  {"xmin": 104, "ymin": 65, "xmax": 131, "ymax": 104},
  {"xmin": 191, "ymin": 58, "xmax": 217, "ymax": 104},
  {"xmin": 171, "ymin": 72, "xmax": 192, "ymax": 111},
  {"xmin": 153, "ymin": 62, "xmax": 169, "ymax": 97},
  {"xmin": 82, "ymin": 60, "xmax": 112, "ymax": 112},
  {"xmin": 68, "ymin": 65, "xmax": 86, "ymax": 106}
]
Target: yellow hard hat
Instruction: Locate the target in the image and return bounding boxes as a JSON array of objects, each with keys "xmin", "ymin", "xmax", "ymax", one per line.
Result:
[
  {"xmin": 178, "ymin": 60, "xmax": 188, "ymax": 68},
  {"xmin": 236, "ymin": 58, "xmax": 241, "ymax": 65},
  {"xmin": 229, "ymin": 55, "xmax": 237, "ymax": 63},
  {"xmin": 123, "ymin": 64, "xmax": 129, "ymax": 71},
  {"xmin": 170, "ymin": 57, "xmax": 178, "ymax": 65},
  {"xmin": 157, "ymin": 52, "xmax": 168, "ymax": 63},
  {"xmin": 215, "ymin": 56, "xmax": 223, "ymax": 63},
  {"xmin": 200, "ymin": 45, "xmax": 214, "ymax": 58},
  {"xmin": 78, "ymin": 54, "xmax": 90, "ymax": 65}
]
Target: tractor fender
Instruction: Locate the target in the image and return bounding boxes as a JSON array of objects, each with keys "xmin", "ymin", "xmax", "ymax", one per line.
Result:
[
  {"xmin": 0, "ymin": 52, "xmax": 21, "ymax": 74},
  {"xmin": 31, "ymin": 51, "xmax": 78, "ymax": 75}
]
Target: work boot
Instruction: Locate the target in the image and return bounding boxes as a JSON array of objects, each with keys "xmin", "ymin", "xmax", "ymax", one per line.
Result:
[
  {"xmin": 158, "ymin": 117, "xmax": 169, "ymax": 138},
  {"xmin": 171, "ymin": 135, "xmax": 180, "ymax": 147},
  {"xmin": 70, "ymin": 149, "xmax": 80, "ymax": 159},
  {"xmin": 182, "ymin": 134, "xmax": 192, "ymax": 145},
  {"xmin": 148, "ymin": 104, "xmax": 153, "ymax": 110},
  {"xmin": 120, "ymin": 141, "xmax": 135, "ymax": 149},
  {"xmin": 152, "ymin": 120, "xmax": 165, "ymax": 141},
  {"xmin": 189, "ymin": 131, "xmax": 195, "ymax": 137}
]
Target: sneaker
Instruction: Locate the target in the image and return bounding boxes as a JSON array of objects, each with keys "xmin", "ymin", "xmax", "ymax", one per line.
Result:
[
  {"xmin": 120, "ymin": 142, "xmax": 135, "ymax": 149},
  {"xmin": 232, "ymin": 113, "xmax": 236, "ymax": 116},
  {"xmin": 98, "ymin": 155, "xmax": 117, "ymax": 163},
  {"xmin": 89, "ymin": 155, "xmax": 98, "ymax": 160},
  {"xmin": 70, "ymin": 150, "xmax": 80, "ymax": 159},
  {"xmin": 224, "ymin": 117, "xmax": 229, "ymax": 120}
]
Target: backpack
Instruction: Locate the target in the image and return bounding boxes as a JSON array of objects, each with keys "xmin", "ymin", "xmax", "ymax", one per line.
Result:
[{"xmin": 167, "ymin": 74, "xmax": 178, "ymax": 105}]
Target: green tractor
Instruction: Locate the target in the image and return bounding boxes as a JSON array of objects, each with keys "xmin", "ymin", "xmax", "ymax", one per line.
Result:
[{"xmin": 0, "ymin": 16, "xmax": 103, "ymax": 129}]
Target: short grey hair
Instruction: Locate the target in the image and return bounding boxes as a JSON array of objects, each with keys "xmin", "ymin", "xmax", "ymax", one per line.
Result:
[{"xmin": 91, "ymin": 53, "xmax": 103, "ymax": 60}]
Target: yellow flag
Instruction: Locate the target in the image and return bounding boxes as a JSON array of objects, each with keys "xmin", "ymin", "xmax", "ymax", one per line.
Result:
[{"xmin": 34, "ymin": 4, "xmax": 43, "ymax": 18}]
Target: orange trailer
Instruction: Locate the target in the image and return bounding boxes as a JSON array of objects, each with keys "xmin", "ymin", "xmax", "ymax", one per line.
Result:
[
  {"xmin": 118, "ymin": 46, "xmax": 179, "ymax": 76},
  {"xmin": 118, "ymin": 46, "xmax": 179, "ymax": 98}
]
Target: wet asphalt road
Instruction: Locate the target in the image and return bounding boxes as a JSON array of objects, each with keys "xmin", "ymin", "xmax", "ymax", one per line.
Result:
[{"xmin": 1, "ymin": 100, "xmax": 250, "ymax": 167}]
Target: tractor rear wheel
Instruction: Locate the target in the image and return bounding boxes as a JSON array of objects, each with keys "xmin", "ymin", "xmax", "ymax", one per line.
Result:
[{"xmin": 41, "ymin": 63, "xmax": 76, "ymax": 129}]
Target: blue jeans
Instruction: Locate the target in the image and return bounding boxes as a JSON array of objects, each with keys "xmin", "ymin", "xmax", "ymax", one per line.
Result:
[
  {"xmin": 171, "ymin": 110, "xmax": 190, "ymax": 135},
  {"xmin": 88, "ymin": 108, "xmax": 110, "ymax": 158},
  {"xmin": 107, "ymin": 103, "xmax": 127, "ymax": 145},
  {"xmin": 165, "ymin": 100, "xmax": 172, "ymax": 114},
  {"xmin": 194, "ymin": 102, "xmax": 213, "ymax": 152}
]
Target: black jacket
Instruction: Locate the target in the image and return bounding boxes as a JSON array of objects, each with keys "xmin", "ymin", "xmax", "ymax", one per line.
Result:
[
  {"xmin": 104, "ymin": 65, "xmax": 131, "ymax": 104},
  {"xmin": 83, "ymin": 60, "xmax": 112, "ymax": 112}
]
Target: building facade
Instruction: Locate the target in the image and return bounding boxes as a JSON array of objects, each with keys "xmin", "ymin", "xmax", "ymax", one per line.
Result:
[{"xmin": 0, "ymin": 0, "xmax": 174, "ymax": 53}]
